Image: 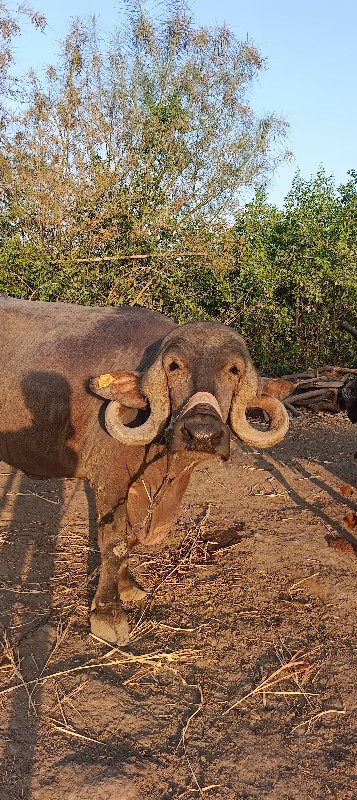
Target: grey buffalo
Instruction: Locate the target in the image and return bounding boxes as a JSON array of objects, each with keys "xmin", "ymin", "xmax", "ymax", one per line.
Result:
[{"xmin": 0, "ymin": 296, "xmax": 289, "ymax": 644}]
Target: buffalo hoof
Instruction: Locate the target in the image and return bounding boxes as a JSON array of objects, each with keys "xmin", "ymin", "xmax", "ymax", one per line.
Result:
[{"xmin": 90, "ymin": 607, "xmax": 130, "ymax": 646}]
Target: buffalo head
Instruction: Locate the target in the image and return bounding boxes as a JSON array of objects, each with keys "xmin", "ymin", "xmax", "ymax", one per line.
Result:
[{"xmin": 90, "ymin": 322, "xmax": 289, "ymax": 455}]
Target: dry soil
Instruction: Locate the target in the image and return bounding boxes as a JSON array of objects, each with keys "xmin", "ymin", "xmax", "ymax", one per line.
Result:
[{"xmin": 0, "ymin": 413, "xmax": 356, "ymax": 800}]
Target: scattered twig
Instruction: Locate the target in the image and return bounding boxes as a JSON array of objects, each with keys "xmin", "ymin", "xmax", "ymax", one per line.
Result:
[
  {"xmin": 288, "ymin": 572, "xmax": 320, "ymax": 594},
  {"xmin": 130, "ymin": 506, "xmax": 211, "ymax": 636},
  {"xmin": 291, "ymin": 708, "xmax": 346, "ymax": 734},
  {"xmin": 2, "ymin": 633, "xmax": 37, "ymax": 715},
  {"xmin": 179, "ymin": 684, "xmax": 204, "ymax": 750},
  {"xmin": 47, "ymin": 679, "xmax": 90, "ymax": 717},
  {"xmin": 224, "ymin": 304, "xmax": 266, "ymax": 326},
  {"xmin": 5, "ymin": 491, "xmax": 59, "ymax": 505},
  {"xmin": 284, "ymin": 401, "xmax": 302, "ymax": 418},
  {"xmin": 128, "ymin": 276, "xmax": 155, "ymax": 306},
  {"xmin": 49, "ymin": 719, "xmax": 104, "ymax": 745},
  {"xmin": 179, "ymin": 684, "xmax": 206, "ymax": 798},
  {"xmin": 54, "ymin": 684, "xmax": 68, "ymax": 726},
  {"xmin": 0, "ymin": 648, "xmax": 201, "ymax": 698},
  {"xmin": 29, "ymin": 618, "xmax": 71, "ymax": 703},
  {"xmin": 287, "ymin": 389, "xmax": 333, "ymax": 405},
  {"xmin": 69, "ymin": 251, "xmax": 209, "ymax": 264},
  {"xmin": 222, "ymin": 647, "xmax": 321, "ymax": 716}
]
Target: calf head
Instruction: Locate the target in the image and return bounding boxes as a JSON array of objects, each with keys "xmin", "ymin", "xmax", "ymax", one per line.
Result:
[
  {"xmin": 338, "ymin": 377, "xmax": 357, "ymax": 423},
  {"xmin": 338, "ymin": 321, "xmax": 357, "ymax": 423},
  {"xmin": 90, "ymin": 321, "xmax": 289, "ymax": 457}
]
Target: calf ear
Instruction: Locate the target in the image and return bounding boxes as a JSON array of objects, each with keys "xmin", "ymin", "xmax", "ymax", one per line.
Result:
[
  {"xmin": 89, "ymin": 371, "xmax": 147, "ymax": 409},
  {"xmin": 261, "ymin": 378, "xmax": 296, "ymax": 401}
]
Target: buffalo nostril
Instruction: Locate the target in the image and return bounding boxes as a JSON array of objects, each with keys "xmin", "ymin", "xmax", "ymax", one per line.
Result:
[
  {"xmin": 182, "ymin": 423, "xmax": 195, "ymax": 442},
  {"xmin": 171, "ymin": 414, "xmax": 230, "ymax": 457},
  {"xmin": 210, "ymin": 428, "xmax": 224, "ymax": 442},
  {"xmin": 182, "ymin": 421, "xmax": 225, "ymax": 445}
]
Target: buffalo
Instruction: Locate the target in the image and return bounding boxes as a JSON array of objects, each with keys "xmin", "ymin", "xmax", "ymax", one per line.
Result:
[{"xmin": 0, "ymin": 296, "xmax": 289, "ymax": 644}]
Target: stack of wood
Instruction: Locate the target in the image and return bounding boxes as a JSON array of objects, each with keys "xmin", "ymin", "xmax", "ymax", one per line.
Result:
[
  {"xmin": 262, "ymin": 366, "xmax": 357, "ymax": 418},
  {"xmin": 260, "ymin": 320, "xmax": 357, "ymax": 418}
]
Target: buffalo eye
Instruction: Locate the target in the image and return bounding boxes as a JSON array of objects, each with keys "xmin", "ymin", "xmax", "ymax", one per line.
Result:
[
  {"xmin": 169, "ymin": 361, "xmax": 180, "ymax": 372},
  {"xmin": 229, "ymin": 365, "xmax": 240, "ymax": 376}
]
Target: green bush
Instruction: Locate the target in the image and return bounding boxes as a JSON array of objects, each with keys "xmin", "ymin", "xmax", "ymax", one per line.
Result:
[
  {"xmin": 230, "ymin": 171, "xmax": 357, "ymax": 373},
  {"xmin": 0, "ymin": 170, "xmax": 356, "ymax": 376}
]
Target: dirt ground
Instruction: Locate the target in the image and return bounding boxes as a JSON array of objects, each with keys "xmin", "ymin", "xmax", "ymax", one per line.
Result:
[{"xmin": 0, "ymin": 413, "xmax": 356, "ymax": 800}]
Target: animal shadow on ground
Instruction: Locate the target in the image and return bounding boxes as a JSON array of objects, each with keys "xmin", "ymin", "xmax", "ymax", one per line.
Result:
[
  {"xmin": 0, "ymin": 373, "xmax": 98, "ymax": 799},
  {"xmin": 254, "ymin": 416, "xmax": 357, "ymax": 554},
  {"xmin": 0, "ymin": 472, "xmax": 64, "ymax": 799}
]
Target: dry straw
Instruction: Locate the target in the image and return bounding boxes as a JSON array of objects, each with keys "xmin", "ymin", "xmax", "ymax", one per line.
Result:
[{"xmin": 223, "ymin": 647, "xmax": 321, "ymax": 716}]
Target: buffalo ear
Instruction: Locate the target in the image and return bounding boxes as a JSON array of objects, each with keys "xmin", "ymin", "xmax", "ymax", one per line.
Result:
[{"xmin": 89, "ymin": 371, "xmax": 148, "ymax": 409}]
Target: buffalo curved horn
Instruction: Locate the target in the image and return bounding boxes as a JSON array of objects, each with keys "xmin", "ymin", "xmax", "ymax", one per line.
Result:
[
  {"xmin": 105, "ymin": 360, "xmax": 170, "ymax": 445},
  {"xmin": 229, "ymin": 364, "xmax": 289, "ymax": 448}
]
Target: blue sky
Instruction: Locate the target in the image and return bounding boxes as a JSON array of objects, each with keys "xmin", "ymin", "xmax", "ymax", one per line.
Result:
[{"xmin": 9, "ymin": 0, "xmax": 357, "ymax": 207}]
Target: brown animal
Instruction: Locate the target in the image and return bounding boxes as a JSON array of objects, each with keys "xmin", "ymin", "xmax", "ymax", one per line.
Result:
[{"xmin": 0, "ymin": 296, "xmax": 289, "ymax": 644}]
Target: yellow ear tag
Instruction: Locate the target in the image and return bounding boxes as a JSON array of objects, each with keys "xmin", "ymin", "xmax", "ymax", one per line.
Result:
[{"xmin": 97, "ymin": 373, "xmax": 116, "ymax": 389}]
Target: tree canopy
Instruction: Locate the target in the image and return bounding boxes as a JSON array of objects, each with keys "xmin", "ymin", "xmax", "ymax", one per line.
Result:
[
  {"xmin": 232, "ymin": 170, "xmax": 357, "ymax": 371},
  {"xmin": 0, "ymin": 2, "xmax": 45, "ymax": 104},
  {"xmin": 0, "ymin": 1, "xmax": 287, "ymax": 259},
  {"xmin": 0, "ymin": 3, "xmax": 355, "ymax": 373}
]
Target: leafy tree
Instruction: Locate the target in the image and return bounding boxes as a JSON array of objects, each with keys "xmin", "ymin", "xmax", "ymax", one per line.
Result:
[
  {"xmin": 0, "ymin": 2, "xmax": 45, "ymax": 104},
  {"xmin": 232, "ymin": 170, "xmax": 357, "ymax": 372},
  {"xmin": 0, "ymin": 1, "xmax": 287, "ymax": 261},
  {"xmin": 1, "ymin": 4, "xmax": 355, "ymax": 374}
]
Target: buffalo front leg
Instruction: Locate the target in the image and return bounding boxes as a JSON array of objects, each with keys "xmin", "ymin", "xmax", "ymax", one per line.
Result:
[
  {"xmin": 90, "ymin": 512, "xmax": 130, "ymax": 646},
  {"xmin": 117, "ymin": 532, "xmax": 147, "ymax": 604}
]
